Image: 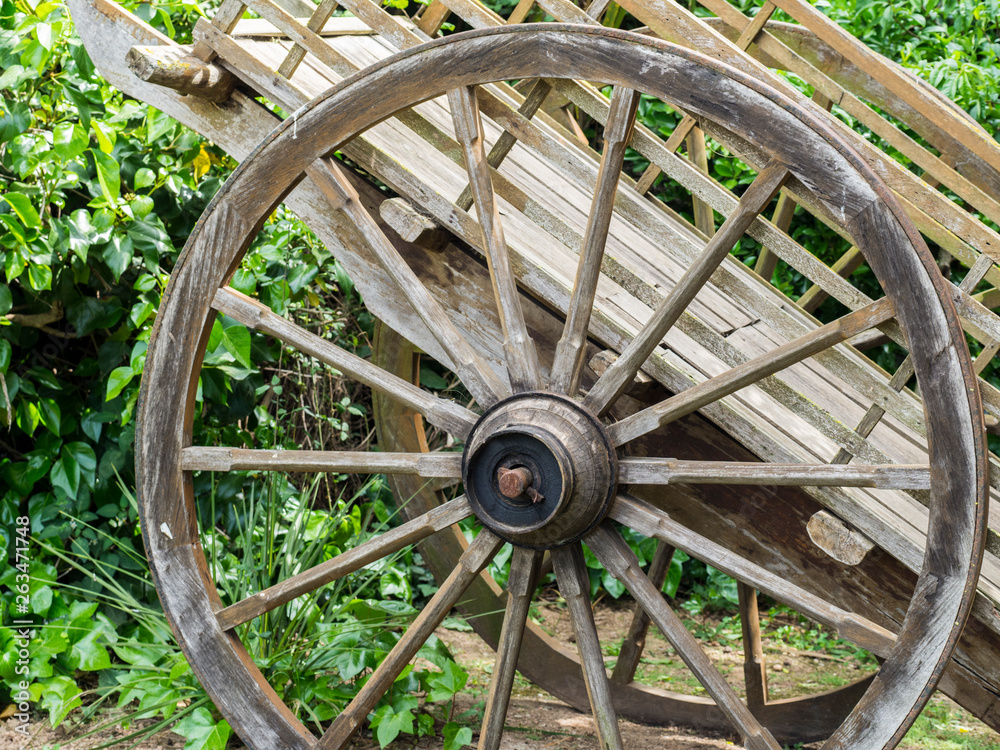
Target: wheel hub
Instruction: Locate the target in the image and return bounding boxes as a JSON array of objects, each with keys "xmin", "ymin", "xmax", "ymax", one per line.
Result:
[{"xmin": 463, "ymin": 392, "xmax": 618, "ymax": 548}]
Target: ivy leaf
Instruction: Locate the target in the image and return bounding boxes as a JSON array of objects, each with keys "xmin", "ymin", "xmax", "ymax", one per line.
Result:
[
  {"xmin": 134, "ymin": 167, "xmax": 155, "ymax": 189},
  {"xmin": 146, "ymin": 106, "xmax": 175, "ymax": 144},
  {"xmin": 426, "ymin": 660, "xmax": 468, "ymax": 702},
  {"xmin": 38, "ymin": 397, "xmax": 61, "ymax": 435},
  {"xmin": 65, "ymin": 442, "xmax": 97, "ymax": 489},
  {"xmin": 102, "ymin": 235, "xmax": 134, "ymax": 282},
  {"xmin": 443, "ymin": 722, "xmax": 473, "ymax": 750},
  {"xmin": 51, "ymin": 446, "xmax": 81, "ymax": 497},
  {"xmin": 91, "ymin": 120, "xmax": 116, "ymax": 154},
  {"xmin": 91, "ymin": 149, "xmax": 121, "ymax": 206},
  {"xmin": 2, "ymin": 192, "xmax": 41, "ymax": 230},
  {"xmin": 66, "ymin": 628, "xmax": 111, "ymax": 671},
  {"xmin": 221, "ymin": 323, "xmax": 252, "ymax": 369},
  {"xmin": 0, "ymin": 98, "xmax": 30, "ymax": 142},
  {"xmin": 53, "ymin": 121, "xmax": 88, "ymax": 161},
  {"xmin": 106, "ymin": 366, "xmax": 134, "ymax": 401},
  {"xmin": 174, "ymin": 707, "xmax": 232, "ymax": 750},
  {"xmin": 371, "ymin": 704, "xmax": 414, "ymax": 748},
  {"xmin": 31, "ymin": 675, "xmax": 82, "ymax": 727},
  {"xmin": 27, "ymin": 262, "xmax": 52, "ymax": 291},
  {"xmin": 5, "ymin": 247, "xmax": 26, "ymax": 281}
]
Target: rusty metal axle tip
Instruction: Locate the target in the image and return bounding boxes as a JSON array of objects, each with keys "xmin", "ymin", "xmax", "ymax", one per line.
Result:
[{"xmin": 497, "ymin": 466, "xmax": 534, "ymax": 499}]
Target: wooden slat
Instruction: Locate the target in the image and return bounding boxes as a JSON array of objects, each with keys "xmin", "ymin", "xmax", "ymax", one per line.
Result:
[
  {"xmin": 738, "ymin": 583, "xmax": 768, "ymax": 712},
  {"xmin": 609, "ymin": 298, "xmax": 895, "ymax": 445},
  {"xmin": 550, "ymin": 86, "xmax": 640, "ymax": 395},
  {"xmin": 552, "ymin": 544, "xmax": 625, "ymax": 750},
  {"xmin": 478, "ymin": 548, "xmax": 542, "ymax": 750},
  {"xmin": 608, "ymin": 498, "xmax": 896, "ymax": 656}
]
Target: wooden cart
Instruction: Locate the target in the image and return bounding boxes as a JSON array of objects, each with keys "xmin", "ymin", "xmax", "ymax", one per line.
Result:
[{"xmin": 69, "ymin": 0, "xmax": 1000, "ymax": 746}]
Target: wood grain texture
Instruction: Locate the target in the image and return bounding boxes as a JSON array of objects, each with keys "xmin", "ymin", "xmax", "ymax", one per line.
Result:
[
  {"xmin": 588, "ymin": 523, "xmax": 781, "ymax": 749},
  {"xmin": 76, "ymin": 5, "xmax": 992, "ymax": 748}
]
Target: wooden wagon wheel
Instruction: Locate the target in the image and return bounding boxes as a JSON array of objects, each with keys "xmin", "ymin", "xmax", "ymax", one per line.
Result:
[{"xmin": 137, "ymin": 24, "xmax": 987, "ymax": 750}]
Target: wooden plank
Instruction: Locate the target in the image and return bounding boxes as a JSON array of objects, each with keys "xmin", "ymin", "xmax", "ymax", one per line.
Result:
[{"xmin": 231, "ymin": 15, "xmax": 374, "ymax": 37}]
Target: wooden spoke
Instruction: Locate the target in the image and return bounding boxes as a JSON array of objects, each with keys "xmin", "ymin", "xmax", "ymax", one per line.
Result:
[
  {"xmin": 587, "ymin": 523, "xmax": 780, "ymax": 750},
  {"xmin": 617, "ymin": 458, "xmax": 930, "ymax": 489},
  {"xmin": 449, "ymin": 85, "xmax": 541, "ymax": 393},
  {"xmin": 213, "ymin": 287, "xmax": 478, "ymax": 439},
  {"xmin": 456, "ymin": 80, "xmax": 554, "ymax": 212},
  {"xmin": 738, "ymin": 583, "xmax": 768, "ymax": 713},
  {"xmin": 551, "ymin": 543, "xmax": 624, "ymax": 750},
  {"xmin": 584, "ymin": 160, "xmax": 789, "ymax": 416},
  {"xmin": 308, "ymin": 157, "xmax": 509, "ymax": 406},
  {"xmin": 833, "ymin": 252, "xmax": 995, "ymax": 464},
  {"xmin": 610, "ymin": 541, "xmax": 675, "ymax": 685},
  {"xmin": 478, "ymin": 547, "xmax": 543, "ymax": 750},
  {"xmin": 316, "ymin": 529, "xmax": 503, "ymax": 750},
  {"xmin": 609, "ymin": 496, "xmax": 896, "ymax": 657},
  {"xmin": 182, "ymin": 447, "xmax": 462, "ymax": 476},
  {"xmin": 215, "ymin": 497, "xmax": 474, "ymax": 631},
  {"xmin": 549, "ymin": 86, "xmax": 641, "ymax": 396},
  {"xmin": 607, "ymin": 297, "xmax": 895, "ymax": 445}
]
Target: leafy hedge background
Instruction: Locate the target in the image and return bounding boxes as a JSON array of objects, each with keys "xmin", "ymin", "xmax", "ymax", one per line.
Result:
[{"xmin": 0, "ymin": 0, "xmax": 998, "ymax": 747}]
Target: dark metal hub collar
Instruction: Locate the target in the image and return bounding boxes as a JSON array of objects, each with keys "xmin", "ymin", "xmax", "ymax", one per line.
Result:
[{"xmin": 462, "ymin": 392, "xmax": 618, "ymax": 549}]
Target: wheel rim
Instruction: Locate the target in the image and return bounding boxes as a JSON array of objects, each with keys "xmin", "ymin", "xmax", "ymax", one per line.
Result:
[{"xmin": 137, "ymin": 25, "xmax": 987, "ymax": 750}]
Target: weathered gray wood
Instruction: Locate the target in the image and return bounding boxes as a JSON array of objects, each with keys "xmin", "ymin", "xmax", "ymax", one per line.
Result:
[
  {"xmin": 456, "ymin": 80, "xmax": 554, "ymax": 213},
  {"xmin": 618, "ymin": 458, "xmax": 930, "ymax": 489},
  {"xmin": 607, "ymin": 498, "xmax": 896, "ymax": 656},
  {"xmin": 449, "ymin": 85, "xmax": 541, "ymax": 393},
  {"xmin": 807, "ymin": 510, "xmax": 877, "ymax": 566},
  {"xmin": 213, "ymin": 287, "xmax": 478, "ymax": 438},
  {"xmin": 126, "ymin": 44, "xmax": 235, "ymax": 101},
  {"xmin": 478, "ymin": 548, "xmax": 542, "ymax": 750},
  {"xmin": 588, "ymin": 523, "xmax": 781, "ymax": 749},
  {"xmin": 308, "ymin": 157, "xmax": 509, "ymax": 406},
  {"xmin": 610, "ymin": 541, "xmax": 674, "ymax": 684},
  {"xmin": 215, "ymin": 497, "xmax": 473, "ymax": 630},
  {"xmin": 552, "ymin": 544, "xmax": 624, "ymax": 750},
  {"xmin": 181, "ymin": 447, "xmax": 463, "ymax": 475},
  {"xmin": 549, "ymin": 86, "xmax": 640, "ymax": 396},
  {"xmin": 585, "ymin": 160, "xmax": 789, "ymax": 416},
  {"xmin": 317, "ymin": 529, "xmax": 502, "ymax": 750},
  {"xmin": 379, "ymin": 197, "xmax": 448, "ymax": 250},
  {"xmin": 738, "ymin": 583, "xmax": 768, "ymax": 713},
  {"xmin": 609, "ymin": 298, "xmax": 895, "ymax": 445}
]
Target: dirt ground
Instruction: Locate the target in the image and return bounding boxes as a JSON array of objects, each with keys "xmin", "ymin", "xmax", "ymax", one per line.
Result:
[{"xmin": 1, "ymin": 600, "xmax": 993, "ymax": 749}]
